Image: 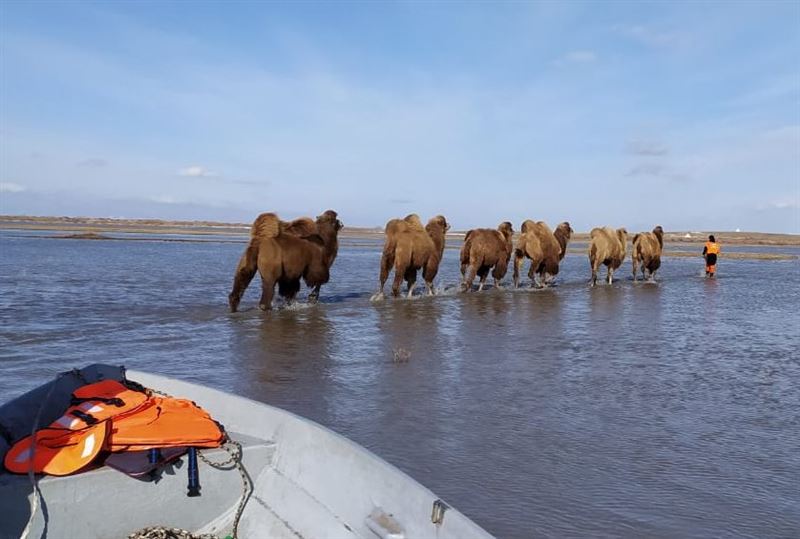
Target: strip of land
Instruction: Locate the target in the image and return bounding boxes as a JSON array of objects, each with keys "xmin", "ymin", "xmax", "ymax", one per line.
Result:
[{"xmin": 1, "ymin": 215, "xmax": 797, "ymax": 260}]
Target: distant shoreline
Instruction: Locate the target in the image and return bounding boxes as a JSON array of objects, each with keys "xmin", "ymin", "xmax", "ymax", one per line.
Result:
[{"xmin": 1, "ymin": 215, "xmax": 798, "ymax": 248}]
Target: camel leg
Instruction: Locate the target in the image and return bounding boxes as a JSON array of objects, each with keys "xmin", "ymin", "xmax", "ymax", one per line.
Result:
[
  {"xmin": 259, "ymin": 276, "xmax": 276, "ymax": 311},
  {"xmin": 632, "ymin": 256, "xmax": 639, "ymax": 282},
  {"xmin": 375, "ymin": 250, "xmax": 395, "ymax": 300},
  {"xmin": 607, "ymin": 266, "xmax": 614, "ymax": 285},
  {"xmin": 493, "ymin": 260, "xmax": 507, "ymax": 290},
  {"xmin": 228, "ymin": 247, "xmax": 258, "ymax": 312},
  {"xmin": 422, "ymin": 259, "xmax": 439, "ymax": 296},
  {"xmin": 512, "ymin": 254, "xmax": 524, "ymax": 288},
  {"xmin": 308, "ymin": 284, "xmax": 321, "ymax": 303},
  {"xmin": 590, "ymin": 259, "xmax": 599, "ymax": 287},
  {"xmin": 405, "ymin": 267, "xmax": 418, "ymax": 298},
  {"xmin": 278, "ymin": 278, "xmax": 302, "ymax": 306},
  {"xmin": 391, "ymin": 269, "xmax": 404, "ymax": 298},
  {"xmin": 478, "ymin": 273, "xmax": 488, "ymax": 292},
  {"xmin": 462, "ymin": 264, "xmax": 478, "ymax": 292}
]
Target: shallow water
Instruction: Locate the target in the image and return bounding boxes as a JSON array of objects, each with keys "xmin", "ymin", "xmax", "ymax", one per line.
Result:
[{"xmin": 1, "ymin": 231, "xmax": 799, "ymax": 538}]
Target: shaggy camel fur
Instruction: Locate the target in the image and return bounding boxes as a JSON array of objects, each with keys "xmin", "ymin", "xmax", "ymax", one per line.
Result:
[
  {"xmin": 554, "ymin": 222, "xmax": 574, "ymax": 261},
  {"xmin": 228, "ymin": 210, "xmax": 342, "ymax": 312},
  {"xmin": 588, "ymin": 226, "xmax": 628, "ymax": 286},
  {"xmin": 460, "ymin": 222, "xmax": 514, "ymax": 291},
  {"xmin": 513, "ymin": 220, "xmax": 563, "ymax": 288},
  {"xmin": 632, "ymin": 225, "xmax": 664, "ymax": 281},
  {"xmin": 373, "ymin": 214, "xmax": 449, "ymax": 299}
]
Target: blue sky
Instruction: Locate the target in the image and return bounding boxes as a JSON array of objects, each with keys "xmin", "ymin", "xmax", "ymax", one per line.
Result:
[{"xmin": 1, "ymin": 1, "xmax": 798, "ymax": 232}]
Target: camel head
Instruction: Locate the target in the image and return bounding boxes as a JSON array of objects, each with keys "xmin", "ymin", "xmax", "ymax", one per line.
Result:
[
  {"xmin": 616, "ymin": 227, "xmax": 628, "ymax": 245},
  {"xmin": 317, "ymin": 210, "xmax": 343, "ymax": 231},
  {"xmin": 498, "ymin": 221, "xmax": 514, "ymax": 240},
  {"xmin": 427, "ymin": 215, "xmax": 450, "ymax": 233},
  {"xmin": 557, "ymin": 221, "xmax": 574, "ymax": 239},
  {"xmin": 652, "ymin": 225, "xmax": 664, "ymax": 247}
]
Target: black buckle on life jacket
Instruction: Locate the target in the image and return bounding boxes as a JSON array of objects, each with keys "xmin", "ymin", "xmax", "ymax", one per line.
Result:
[{"xmin": 70, "ymin": 410, "xmax": 99, "ymax": 425}]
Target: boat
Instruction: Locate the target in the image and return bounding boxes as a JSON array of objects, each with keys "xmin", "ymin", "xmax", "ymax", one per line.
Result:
[{"xmin": 0, "ymin": 364, "xmax": 494, "ymax": 539}]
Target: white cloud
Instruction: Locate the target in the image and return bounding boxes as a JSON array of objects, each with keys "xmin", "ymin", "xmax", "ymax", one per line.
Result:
[
  {"xmin": 0, "ymin": 182, "xmax": 26, "ymax": 193},
  {"xmin": 177, "ymin": 165, "xmax": 216, "ymax": 177},
  {"xmin": 554, "ymin": 50, "xmax": 597, "ymax": 66},
  {"xmin": 759, "ymin": 198, "xmax": 799, "ymax": 210},
  {"xmin": 613, "ymin": 24, "xmax": 687, "ymax": 48},
  {"xmin": 150, "ymin": 195, "xmax": 181, "ymax": 204}
]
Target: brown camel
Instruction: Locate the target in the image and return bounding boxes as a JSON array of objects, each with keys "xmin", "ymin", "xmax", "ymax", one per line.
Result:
[
  {"xmin": 372, "ymin": 214, "xmax": 449, "ymax": 299},
  {"xmin": 228, "ymin": 210, "xmax": 343, "ymax": 312},
  {"xmin": 513, "ymin": 220, "xmax": 563, "ymax": 288},
  {"xmin": 588, "ymin": 226, "xmax": 628, "ymax": 286},
  {"xmin": 460, "ymin": 221, "xmax": 514, "ymax": 291},
  {"xmin": 632, "ymin": 225, "xmax": 664, "ymax": 281}
]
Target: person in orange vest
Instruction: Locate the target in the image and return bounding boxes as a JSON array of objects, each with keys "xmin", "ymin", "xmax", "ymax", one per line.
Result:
[{"xmin": 702, "ymin": 235, "xmax": 720, "ymax": 277}]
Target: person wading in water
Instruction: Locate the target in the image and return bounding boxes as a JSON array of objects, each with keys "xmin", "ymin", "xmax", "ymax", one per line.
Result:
[{"xmin": 702, "ymin": 235, "xmax": 720, "ymax": 277}]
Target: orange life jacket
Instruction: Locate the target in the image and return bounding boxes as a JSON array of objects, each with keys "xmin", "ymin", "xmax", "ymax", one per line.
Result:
[
  {"xmin": 4, "ymin": 380, "xmax": 224, "ymax": 476},
  {"xmin": 705, "ymin": 241, "xmax": 720, "ymax": 255}
]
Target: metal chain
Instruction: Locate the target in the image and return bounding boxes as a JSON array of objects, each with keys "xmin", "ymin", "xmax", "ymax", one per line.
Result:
[{"xmin": 127, "ymin": 527, "xmax": 218, "ymax": 539}]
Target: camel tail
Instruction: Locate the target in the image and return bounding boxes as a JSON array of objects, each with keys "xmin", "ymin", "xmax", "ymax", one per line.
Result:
[{"xmin": 251, "ymin": 213, "xmax": 281, "ymax": 239}]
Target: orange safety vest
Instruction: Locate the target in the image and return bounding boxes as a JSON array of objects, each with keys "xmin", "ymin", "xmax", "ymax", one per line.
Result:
[
  {"xmin": 705, "ymin": 241, "xmax": 720, "ymax": 255},
  {"xmin": 4, "ymin": 380, "xmax": 224, "ymax": 476}
]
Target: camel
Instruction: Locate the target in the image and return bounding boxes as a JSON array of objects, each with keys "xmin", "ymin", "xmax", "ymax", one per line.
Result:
[
  {"xmin": 588, "ymin": 226, "xmax": 628, "ymax": 286},
  {"xmin": 513, "ymin": 220, "xmax": 563, "ymax": 288},
  {"xmin": 460, "ymin": 221, "xmax": 514, "ymax": 291},
  {"xmin": 228, "ymin": 210, "xmax": 343, "ymax": 312},
  {"xmin": 632, "ymin": 225, "xmax": 664, "ymax": 281},
  {"xmin": 372, "ymin": 214, "xmax": 449, "ymax": 299}
]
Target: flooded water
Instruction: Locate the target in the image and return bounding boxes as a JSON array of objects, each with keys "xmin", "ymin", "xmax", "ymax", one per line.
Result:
[{"xmin": 1, "ymin": 231, "xmax": 799, "ymax": 538}]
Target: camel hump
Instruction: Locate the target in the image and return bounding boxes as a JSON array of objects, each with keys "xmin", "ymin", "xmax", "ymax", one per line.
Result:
[
  {"xmin": 281, "ymin": 217, "xmax": 318, "ymax": 238},
  {"xmin": 385, "ymin": 217, "xmax": 411, "ymax": 236},
  {"xmin": 520, "ymin": 219, "xmax": 537, "ymax": 234},
  {"xmin": 403, "ymin": 214, "xmax": 425, "ymax": 230},
  {"xmin": 251, "ymin": 213, "xmax": 281, "ymax": 239},
  {"xmin": 464, "ymin": 229, "xmax": 476, "ymax": 243},
  {"xmin": 536, "ymin": 221, "xmax": 555, "ymax": 235}
]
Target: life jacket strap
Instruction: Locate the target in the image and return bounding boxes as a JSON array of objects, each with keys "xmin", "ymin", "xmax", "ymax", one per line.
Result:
[
  {"xmin": 70, "ymin": 410, "xmax": 99, "ymax": 426},
  {"xmin": 70, "ymin": 396, "xmax": 126, "ymax": 407}
]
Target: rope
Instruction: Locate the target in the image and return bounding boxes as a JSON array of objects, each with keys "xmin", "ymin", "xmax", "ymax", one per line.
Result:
[
  {"xmin": 21, "ymin": 368, "xmax": 87, "ymax": 539},
  {"xmin": 198, "ymin": 440, "xmax": 251, "ymax": 539}
]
